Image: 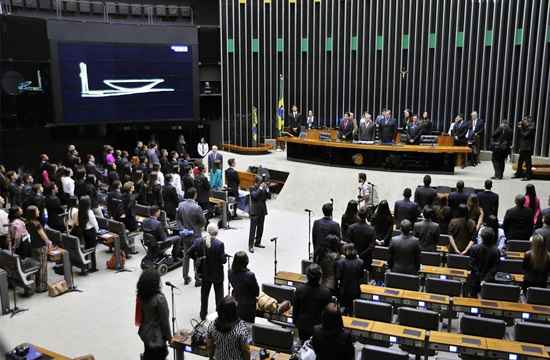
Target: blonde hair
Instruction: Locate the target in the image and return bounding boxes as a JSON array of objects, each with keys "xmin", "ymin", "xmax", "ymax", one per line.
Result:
[
  {"xmin": 123, "ymin": 181, "xmax": 134, "ymax": 193},
  {"xmin": 529, "ymin": 234, "xmax": 550, "ymax": 271},
  {"xmin": 205, "ymin": 223, "xmax": 219, "ymax": 248}
]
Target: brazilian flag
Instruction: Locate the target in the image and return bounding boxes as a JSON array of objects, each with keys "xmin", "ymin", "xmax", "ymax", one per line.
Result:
[{"xmin": 276, "ymin": 74, "xmax": 284, "ymax": 136}]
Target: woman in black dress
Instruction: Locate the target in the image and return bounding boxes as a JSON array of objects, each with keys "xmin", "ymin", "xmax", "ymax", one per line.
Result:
[
  {"xmin": 522, "ymin": 234, "xmax": 550, "ymax": 293},
  {"xmin": 340, "ymin": 200, "xmax": 358, "ymax": 242},
  {"xmin": 228, "ymin": 251, "xmax": 260, "ymax": 323},
  {"xmin": 372, "ymin": 200, "xmax": 395, "ymax": 246}
]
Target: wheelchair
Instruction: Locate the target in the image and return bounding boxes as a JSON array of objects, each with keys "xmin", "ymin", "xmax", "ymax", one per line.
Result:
[{"xmin": 140, "ymin": 232, "xmax": 182, "ymax": 275}]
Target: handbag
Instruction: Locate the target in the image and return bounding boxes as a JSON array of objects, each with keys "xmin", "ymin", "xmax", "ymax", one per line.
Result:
[
  {"xmin": 48, "ymin": 280, "xmax": 69, "ymax": 297},
  {"xmin": 290, "ymin": 339, "xmax": 316, "ymax": 360}
]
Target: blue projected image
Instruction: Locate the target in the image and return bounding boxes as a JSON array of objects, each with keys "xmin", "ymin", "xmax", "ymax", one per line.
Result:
[{"xmin": 58, "ymin": 42, "xmax": 194, "ymax": 123}]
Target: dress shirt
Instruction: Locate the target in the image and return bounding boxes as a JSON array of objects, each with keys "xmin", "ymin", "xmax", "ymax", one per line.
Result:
[
  {"xmin": 61, "ymin": 176, "xmax": 75, "ymax": 197},
  {"xmin": 197, "ymin": 143, "xmax": 209, "ymax": 157},
  {"xmin": 0, "ymin": 209, "xmax": 8, "ymax": 236}
]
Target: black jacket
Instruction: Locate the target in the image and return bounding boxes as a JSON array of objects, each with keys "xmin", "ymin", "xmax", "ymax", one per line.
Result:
[
  {"xmin": 162, "ymin": 183, "xmax": 179, "ymax": 220},
  {"xmin": 122, "ymin": 192, "xmax": 138, "ymax": 232},
  {"xmin": 293, "ymin": 283, "xmax": 332, "ymax": 333},
  {"xmin": 107, "ymin": 189, "xmax": 124, "ymax": 220},
  {"xmin": 523, "ymin": 252, "xmax": 550, "ymax": 286},
  {"xmin": 448, "ymin": 191, "xmax": 469, "ymax": 218},
  {"xmin": 311, "ymin": 326, "xmax": 355, "ymax": 360},
  {"xmin": 225, "ymin": 167, "xmax": 240, "ymax": 198},
  {"xmin": 345, "ymin": 221, "xmax": 376, "ymax": 267},
  {"xmin": 469, "ymin": 243, "xmax": 500, "ymax": 283},
  {"xmin": 491, "ymin": 124, "xmax": 513, "ymax": 154},
  {"xmin": 414, "ymin": 186, "xmax": 437, "ymax": 210},
  {"xmin": 388, "ymin": 234, "xmax": 421, "ymax": 275},
  {"xmin": 194, "ymin": 174, "xmax": 211, "ymax": 207},
  {"xmin": 503, "ymin": 206, "xmax": 534, "ymax": 240},
  {"xmin": 142, "ymin": 217, "xmax": 168, "ymax": 243},
  {"xmin": 336, "ymin": 257, "xmax": 364, "ymax": 302},
  {"xmin": 378, "ymin": 117, "xmax": 397, "ymax": 143},
  {"xmin": 45, "ymin": 194, "xmax": 65, "ymax": 231},
  {"xmin": 517, "ymin": 125, "xmax": 535, "ymax": 153},
  {"xmin": 394, "ymin": 199, "xmax": 418, "ymax": 227},
  {"xmin": 134, "ymin": 180, "xmax": 147, "ymax": 205},
  {"xmin": 534, "ymin": 225, "xmax": 550, "ymax": 252},
  {"xmin": 249, "ymin": 185, "xmax": 268, "ymax": 216},
  {"xmin": 312, "ymin": 217, "xmax": 341, "ymax": 253},
  {"xmin": 189, "ymin": 238, "xmax": 226, "ymax": 283},
  {"xmin": 229, "ymin": 270, "xmax": 260, "ymax": 306},
  {"xmin": 477, "ymin": 190, "xmax": 499, "ymax": 221},
  {"xmin": 372, "ymin": 212, "xmax": 394, "ymax": 246},
  {"xmin": 138, "ymin": 293, "xmax": 172, "ymax": 348},
  {"xmin": 413, "ymin": 219, "xmax": 440, "ymax": 252}
]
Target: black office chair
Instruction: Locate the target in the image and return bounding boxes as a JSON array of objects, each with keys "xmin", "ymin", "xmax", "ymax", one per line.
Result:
[
  {"xmin": 361, "ymin": 345, "xmax": 409, "ymax": 360},
  {"xmin": 353, "ymin": 299, "xmax": 393, "ymax": 323},
  {"xmin": 398, "ymin": 307, "xmax": 439, "ymax": 331},
  {"xmin": 384, "ymin": 272, "xmax": 420, "ymax": 291},
  {"xmin": 480, "ymin": 282, "xmax": 521, "ymax": 302},
  {"xmin": 438, "ymin": 234, "xmax": 451, "ymax": 246},
  {"xmin": 420, "ymin": 251, "xmax": 442, "ymax": 266},
  {"xmin": 301, "ymin": 259, "xmax": 313, "ymax": 275},
  {"xmin": 526, "ymin": 287, "xmax": 550, "ymax": 306},
  {"xmin": 373, "ymin": 246, "xmax": 389, "ymax": 261},
  {"xmin": 507, "ymin": 240, "xmax": 531, "ymax": 252},
  {"xmin": 515, "ymin": 321, "xmax": 550, "ymax": 346},
  {"xmin": 447, "ymin": 254, "xmax": 470, "ymax": 270},
  {"xmin": 261, "ymin": 284, "xmax": 295, "ymax": 304},
  {"xmin": 460, "ymin": 314, "xmax": 506, "ymax": 339},
  {"xmin": 425, "ymin": 277, "xmax": 462, "ymax": 297},
  {"xmin": 496, "ymin": 259, "xmax": 524, "ymax": 275},
  {"xmin": 252, "ymin": 324, "xmax": 294, "ymax": 353}
]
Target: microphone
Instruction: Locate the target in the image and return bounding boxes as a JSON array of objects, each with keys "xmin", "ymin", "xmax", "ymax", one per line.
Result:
[
  {"xmin": 224, "ymin": 254, "xmax": 233, "ymax": 258},
  {"xmin": 330, "ymin": 198, "xmax": 334, "ymax": 204},
  {"xmin": 304, "ymin": 209, "xmax": 312, "ymax": 212},
  {"xmin": 367, "ymin": 182, "xmax": 375, "ymax": 186},
  {"xmin": 270, "ymin": 237, "xmax": 278, "ymax": 242},
  {"xmin": 165, "ymin": 281, "xmax": 179, "ymax": 289}
]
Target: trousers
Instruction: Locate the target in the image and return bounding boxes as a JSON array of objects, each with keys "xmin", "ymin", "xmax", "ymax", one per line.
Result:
[
  {"xmin": 515, "ymin": 150, "xmax": 533, "ymax": 178},
  {"xmin": 200, "ymin": 280, "xmax": 224, "ymax": 320},
  {"xmin": 491, "ymin": 149, "xmax": 507, "ymax": 178},
  {"xmin": 248, "ymin": 214, "xmax": 265, "ymax": 249}
]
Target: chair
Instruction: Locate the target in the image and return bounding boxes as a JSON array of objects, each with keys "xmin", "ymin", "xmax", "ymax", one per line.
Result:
[
  {"xmin": 384, "ymin": 272, "xmax": 420, "ymax": 291},
  {"xmin": 261, "ymin": 284, "xmax": 295, "ymax": 304},
  {"xmin": 117, "ymin": 2, "xmax": 128, "ymax": 15},
  {"xmin": 420, "ymin": 251, "xmax": 442, "ymax": 266},
  {"xmin": 301, "ymin": 259, "xmax": 313, "ymax": 275},
  {"xmin": 353, "ymin": 299, "xmax": 393, "ymax": 323},
  {"xmin": 38, "ymin": 0, "xmax": 50, "ymax": 10},
  {"xmin": 480, "ymin": 282, "xmax": 521, "ymax": 302},
  {"xmin": 62, "ymin": 233, "xmax": 94, "ymax": 273},
  {"xmin": 372, "ymin": 246, "xmax": 389, "ymax": 261},
  {"xmin": 130, "ymin": 3, "xmax": 141, "ymax": 16},
  {"xmin": 135, "ymin": 204, "xmax": 151, "ymax": 218},
  {"xmin": 398, "ymin": 307, "xmax": 439, "ymax": 331},
  {"xmin": 425, "ymin": 277, "xmax": 462, "ymax": 297},
  {"xmin": 109, "ymin": 219, "xmax": 139, "ymax": 254},
  {"xmin": 507, "ymin": 240, "xmax": 531, "ymax": 252},
  {"xmin": 460, "ymin": 314, "xmax": 506, "ymax": 339},
  {"xmin": 25, "ymin": 0, "xmax": 37, "ymax": 8},
  {"xmin": 45, "ymin": 227, "xmax": 63, "ymax": 247},
  {"xmin": 438, "ymin": 234, "xmax": 451, "ymax": 246},
  {"xmin": 155, "ymin": 4, "xmax": 166, "ymax": 16},
  {"xmin": 167, "ymin": 5, "xmax": 178, "ymax": 17},
  {"xmin": 447, "ymin": 254, "xmax": 470, "ymax": 270},
  {"xmin": 252, "ymin": 324, "xmax": 294, "ymax": 353},
  {"xmin": 526, "ymin": 287, "xmax": 550, "ymax": 306},
  {"xmin": 181, "ymin": 5, "xmax": 191, "ymax": 18},
  {"xmin": 496, "ymin": 259, "xmax": 523, "ymax": 275},
  {"xmin": 514, "ymin": 321, "xmax": 550, "ymax": 346},
  {"xmin": 361, "ymin": 345, "xmax": 409, "ymax": 360},
  {"xmin": 0, "ymin": 250, "xmax": 39, "ymax": 291}
]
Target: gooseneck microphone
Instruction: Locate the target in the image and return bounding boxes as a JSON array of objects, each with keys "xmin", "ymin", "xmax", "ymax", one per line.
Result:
[
  {"xmin": 304, "ymin": 209, "xmax": 312, "ymax": 212},
  {"xmin": 270, "ymin": 237, "xmax": 278, "ymax": 242},
  {"xmin": 165, "ymin": 281, "xmax": 179, "ymax": 289}
]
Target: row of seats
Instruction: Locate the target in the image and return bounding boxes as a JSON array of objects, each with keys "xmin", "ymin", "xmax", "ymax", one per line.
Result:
[{"xmin": 8, "ymin": 0, "xmax": 192, "ymax": 19}]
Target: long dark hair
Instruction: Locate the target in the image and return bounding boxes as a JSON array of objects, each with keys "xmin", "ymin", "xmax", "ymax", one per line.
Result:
[
  {"xmin": 215, "ymin": 296, "xmax": 239, "ymax": 333},
  {"xmin": 137, "ymin": 269, "xmax": 161, "ymax": 302},
  {"xmin": 342, "ymin": 200, "xmax": 358, "ymax": 223},
  {"xmin": 78, "ymin": 195, "xmax": 91, "ymax": 230},
  {"xmin": 231, "ymin": 251, "xmax": 249, "ymax": 273},
  {"xmin": 525, "ymin": 184, "xmax": 537, "ymax": 211}
]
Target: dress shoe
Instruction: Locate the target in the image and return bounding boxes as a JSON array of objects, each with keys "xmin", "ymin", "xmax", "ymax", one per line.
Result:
[
  {"xmin": 249, "ymin": 248, "xmax": 254, "ymax": 253},
  {"xmin": 88, "ymin": 268, "xmax": 99, "ymax": 273},
  {"xmin": 512, "ymin": 174, "xmax": 522, "ymax": 179},
  {"xmin": 195, "ymin": 280, "xmax": 202, "ymax": 287},
  {"xmin": 184, "ymin": 277, "xmax": 191, "ymax": 285},
  {"xmin": 255, "ymin": 244, "xmax": 266, "ymax": 248},
  {"xmin": 490, "ymin": 176, "xmax": 499, "ymax": 180}
]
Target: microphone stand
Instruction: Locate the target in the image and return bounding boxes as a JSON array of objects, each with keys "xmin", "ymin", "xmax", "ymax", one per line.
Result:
[
  {"xmin": 8, "ymin": 243, "xmax": 27, "ymax": 318},
  {"xmin": 304, "ymin": 209, "xmax": 312, "ymax": 260},
  {"xmin": 271, "ymin": 237, "xmax": 278, "ymax": 276},
  {"xmin": 225, "ymin": 254, "xmax": 232, "ymax": 295},
  {"xmin": 166, "ymin": 283, "xmax": 178, "ymax": 360}
]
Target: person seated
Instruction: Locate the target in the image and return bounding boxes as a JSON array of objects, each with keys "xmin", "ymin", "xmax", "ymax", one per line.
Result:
[
  {"xmin": 311, "ymin": 303, "xmax": 355, "ymax": 360},
  {"xmin": 394, "ymin": 188, "xmax": 418, "ymax": 228},
  {"xmin": 522, "ymin": 234, "xmax": 550, "ymax": 293},
  {"xmin": 142, "ymin": 206, "xmax": 180, "ymax": 259},
  {"xmin": 503, "ymin": 194, "xmax": 534, "ymax": 241},
  {"xmin": 468, "ymin": 227, "xmax": 500, "ymax": 297},
  {"xmin": 414, "ymin": 206, "xmax": 440, "ymax": 252},
  {"xmin": 388, "ymin": 220, "xmax": 421, "ymax": 275}
]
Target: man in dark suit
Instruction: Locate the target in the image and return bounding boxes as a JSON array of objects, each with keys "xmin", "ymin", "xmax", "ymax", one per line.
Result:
[
  {"xmin": 413, "ymin": 207, "xmax": 440, "ymax": 252},
  {"xmin": 312, "ymin": 203, "xmax": 341, "ymax": 259},
  {"xmin": 338, "ymin": 112, "xmax": 355, "ymax": 141},
  {"xmin": 477, "ymin": 179, "xmax": 499, "ymax": 221},
  {"xmin": 414, "ymin": 175, "xmax": 437, "ymax": 211},
  {"xmin": 162, "ymin": 174, "xmax": 179, "ymax": 221},
  {"xmin": 288, "ymin": 105, "xmax": 303, "ymax": 137},
  {"xmin": 143, "ymin": 206, "xmax": 176, "ymax": 243},
  {"xmin": 542, "ymin": 195, "xmax": 550, "ymax": 219},
  {"xmin": 451, "ymin": 114, "xmax": 469, "ymax": 146},
  {"xmin": 448, "ymin": 180, "xmax": 469, "ymax": 218},
  {"xmin": 513, "ymin": 116, "xmax": 535, "ymax": 181},
  {"xmin": 194, "ymin": 164, "xmax": 211, "ymax": 210},
  {"xmin": 345, "ymin": 206, "xmax": 376, "ymax": 270},
  {"xmin": 491, "ymin": 120, "xmax": 513, "ymax": 179},
  {"xmin": 535, "ymin": 214, "xmax": 550, "ymax": 251},
  {"xmin": 467, "ymin": 111, "xmax": 485, "ymax": 166},
  {"xmin": 189, "ymin": 223, "xmax": 226, "ymax": 320},
  {"xmin": 388, "ymin": 220, "xmax": 421, "ymax": 275},
  {"xmin": 248, "ymin": 175, "xmax": 269, "ymax": 253},
  {"xmin": 394, "ymin": 188, "xmax": 418, "ymax": 228},
  {"xmin": 207, "ymin": 145, "xmax": 223, "ymax": 172},
  {"xmin": 358, "ymin": 112, "xmax": 375, "ymax": 141},
  {"xmin": 225, "ymin": 158, "xmax": 240, "ymax": 198},
  {"xmin": 503, "ymin": 195, "xmax": 534, "ymax": 240},
  {"xmin": 405, "ymin": 115, "xmax": 421, "ymax": 144},
  {"xmin": 107, "ymin": 180, "xmax": 124, "ymax": 221},
  {"xmin": 377, "ymin": 109, "xmax": 397, "ymax": 144}
]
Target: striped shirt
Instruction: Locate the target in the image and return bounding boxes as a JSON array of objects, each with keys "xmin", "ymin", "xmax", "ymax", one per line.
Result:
[{"xmin": 207, "ymin": 320, "xmax": 249, "ymax": 360}]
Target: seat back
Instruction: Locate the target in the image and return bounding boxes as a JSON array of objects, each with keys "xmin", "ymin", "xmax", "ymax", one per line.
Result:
[
  {"xmin": 0, "ymin": 251, "xmax": 18, "ymax": 276},
  {"xmin": 361, "ymin": 345, "xmax": 409, "ymax": 360},
  {"xmin": 62, "ymin": 233, "xmax": 85, "ymax": 266},
  {"xmin": 526, "ymin": 287, "xmax": 550, "ymax": 306},
  {"xmin": 384, "ymin": 272, "xmax": 420, "ymax": 291},
  {"xmin": 373, "ymin": 246, "xmax": 389, "ymax": 261},
  {"xmin": 97, "ymin": 216, "xmax": 109, "ymax": 230},
  {"xmin": 398, "ymin": 307, "xmax": 439, "ymax": 330},
  {"xmin": 425, "ymin": 277, "xmax": 462, "ymax": 297},
  {"xmin": 353, "ymin": 299, "xmax": 393, "ymax": 323},
  {"xmin": 480, "ymin": 282, "xmax": 521, "ymax": 302},
  {"xmin": 515, "ymin": 321, "xmax": 550, "ymax": 346},
  {"xmin": 135, "ymin": 204, "xmax": 151, "ymax": 218},
  {"xmin": 420, "ymin": 251, "xmax": 442, "ymax": 266},
  {"xmin": 438, "ymin": 234, "xmax": 451, "ymax": 246},
  {"xmin": 108, "ymin": 219, "xmax": 126, "ymax": 235},
  {"xmin": 447, "ymin": 254, "xmax": 470, "ymax": 270},
  {"xmin": 45, "ymin": 227, "xmax": 63, "ymax": 246},
  {"xmin": 301, "ymin": 259, "xmax": 313, "ymax": 275},
  {"xmin": 252, "ymin": 324, "xmax": 294, "ymax": 353},
  {"xmin": 261, "ymin": 284, "xmax": 295, "ymax": 304},
  {"xmin": 507, "ymin": 240, "xmax": 531, "ymax": 252},
  {"xmin": 460, "ymin": 314, "xmax": 506, "ymax": 339},
  {"xmin": 211, "ymin": 190, "xmax": 228, "ymax": 202},
  {"xmin": 497, "ymin": 259, "xmax": 523, "ymax": 274}
]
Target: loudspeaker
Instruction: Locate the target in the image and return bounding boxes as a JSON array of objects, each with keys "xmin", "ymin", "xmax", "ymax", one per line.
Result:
[{"xmin": 0, "ymin": 15, "xmax": 50, "ymax": 61}]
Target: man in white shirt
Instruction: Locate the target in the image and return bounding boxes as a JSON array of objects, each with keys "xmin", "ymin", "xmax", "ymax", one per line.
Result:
[
  {"xmin": 0, "ymin": 196, "xmax": 8, "ymax": 238},
  {"xmin": 197, "ymin": 137, "xmax": 209, "ymax": 158},
  {"xmin": 60, "ymin": 168, "xmax": 75, "ymax": 197}
]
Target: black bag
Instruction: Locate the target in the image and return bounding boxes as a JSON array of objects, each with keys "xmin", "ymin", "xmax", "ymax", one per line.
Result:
[
  {"xmin": 190, "ymin": 319, "xmax": 208, "ymax": 347},
  {"xmin": 194, "ymin": 239, "xmax": 208, "ymax": 278}
]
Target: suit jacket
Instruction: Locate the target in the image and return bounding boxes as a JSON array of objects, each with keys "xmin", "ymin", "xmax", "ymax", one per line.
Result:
[
  {"xmin": 517, "ymin": 125, "xmax": 535, "ymax": 153},
  {"xmin": 358, "ymin": 121, "xmax": 375, "ymax": 141},
  {"xmin": 335, "ymin": 256, "xmax": 364, "ymax": 301},
  {"xmin": 378, "ymin": 117, "xmax": 397, "ymax": 143},
  {"xmin": 448, "ymin": 191, "xmax": 469, "ymax": 218},
  {"xmin": 469, "ymin": 243, "xmax": 500, "ymax": 283},
  {"xmin": 225, "ymin": 167, "xmax": 240, "ymax": 198},
  {"xmin": 189, "ymin": 238, "xmax": 226, "ymax": 283},
  {"xmin": 194, "ymin": 174, "xmax": 211, "ymax": 206},
  {"xmin": 405, "ymin": 123, "xmax": 421, "ymax": 144},
  {"xmin": 107, "ymin": 189, "xmax": 124, "ymax": 220},
  {"xmin": 311, "ymin": 325, "xmax": 355, "ymax": 360},
  {"xmin": 503, "ymin": 206, "xmax": 534, "ymax": 240},
  {"xmin": 207, "ymin": 152, "xmax": 223, "ymax": 171},
  {"xmin": 138, "ymin": 293, "xmax": 172, "ymax": 347},
  {"xmin": 162, "ymin": 183, "xmax": 179, "ymax": 220},
  {"xmin": 468, "ymin": 118, "xmax": 485, "ymax": 140},
  {"xmin": 45, "ymin": 194, "xmax": 65, "ymax": 231},
  {"xmin": 338, "ymin": 118, "xmax": 355, "ymax": 140},
  {"xmin": 414, "ymin": 186, "xmax": 437, "ymax": 210},
  {"xmin": 229, "ymin": 269, "xmax": 260, "ymax": 306},
  {"xmin": 293, "ymin": 283, "xmax": 332, "ymax": 333},
  {"xmin": 345, "ymin": 222, "xmax": 376, "ymax": 267},
  {"xmin": 176, "ymin": 199, "xmax": 206, "ymax": 237},
  {"xmin": 288, "ymin": 111, "xmax": 303, "ymax": 129},
  {"xmin": 249, "ymin": 185, "xmax": 268, "ymax": 216},
  {"xmin": 312, "ymin": 217, "xmax": 341, "ymax": 253},
  {"xmin": 394, "ymin": 199, "xmax": 418, "ymax": 226},
  {"xmin": 477, "ymin": 190, "xmax": 499, "ymax": 220},
  {"xmin": 491, "ymin": 124, "xmax": 513, "ymax": 154},
  {"xmin": 388, "ymin": 234, "xmax": 421, "ymax": 275},
  {"xmin": 413, "ymin": 219, "xmax": 440, "ymax": 252},
  {"xmin": 122, "ymin": 192, "xmax": 138, "ymax": 231},
  {"xmin": 535, "ymin": 225, "xmax": 550, "ymax": 252},
  {"xmin": 452, "ymin": 120, "xmax": 469, "ymax": 145},
  {"xmin": 142, "ymin": 217, "xmax": 168, "ymax": 243}
]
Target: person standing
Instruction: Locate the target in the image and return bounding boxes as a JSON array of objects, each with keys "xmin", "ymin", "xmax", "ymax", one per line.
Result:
[
  {"xmin": 306, "ymin": 110, "xmax": 316, "ymax": 129},
  {"xmin": 338, "ymin": 112, "xmax": 355, "ymax": 141},
  {"xmin": 448, "ymin": 204, "xmax": 476, "ymax": 255},
  {"xmin": 311, "ymin": 303, "xmax": 355, "ymax": 360},
  {"xmin": 336, "ymin": 244, "xmax": 364, "ymax": 315},
  {"xmin": 44, "ymin": 183, "xmax": 65, "ymax": 232},
  {"xmin": 346, "ymin": 206, "xmax": 376, "ymax": 270},
  {"xmin": 414, "ymin": 175, "xmax": 437, "ymax": 211},
  {"xmin": 468, "ymin": 227, "xmax": 500, "ymax": 297},
  {"xmin": 468, "ymin": 111, "xmax": 485, "ymax": 166},
  {"xmin": 207, "ymin": 145, "xmax": 223, "ymax": 172},
  {"xmin": 413, "ymin": 206, "xmax": 440, "ymax": 252},
  {"xmin": 25, "ymin": 205, "xmax": 51, "ymax": 292},
  {"xmin": 312, "ymin": 203, "xmax": 341, "ymax": 259},
  {"xmin": 503, "ymin": 195, "xmax": 534, "ymax": 241},
  {"xmin": 358, "ymin": 112, "xmax": 375, "ymax": 141},
  {"xmin": 197, "ymin": 137, "xmax": 209, "ymax": 158},
  {"xmin": 162, "ymin": 175, "xmax": 179, "ymax": 221},
  {"xmin": 176, "ymin": 187, "xmax": 206, "ymax": 285},
  {"xmin": 514, "ymin": 116, "xmax": 536, "ymax": 181},
  {"xmin": 451, "ymin": 114, "xmax": 468, "ymax": 146},
  {"xmin": 534, "ymin": 214, "xmax": 550, "ymax": 251},
  {"xmin": 209, "ymin": 160, "xmax": 223, "ymax": 191},
  {"xmin": 524, "ymin": 184, "xmax": 542, "ymax": 227},
  {"xmin": 122, "ymin": 181, "xmax": 138, "ymax": 232},
  {"xmin": 288, "ymin": 105, "xmax": 303, "ymax": 137},
  {"xmin": 340, "ymin": 200, "xmax": 358, "ymax": 241},
  {"xmin": 522, "ymin": 234, "xmax": 550, "ymax": 292},
  {"xmin": 189, "ymin": 223, "xmax": 226, "ymax": 320},
  {"xmin": 477, "ymin": 179, "xmax": 499, "ymax": 221},
  {"xmin": 394, "ymin": 188, "xmax": 418, "ymax": 228},
  {"xmin": 135, "ymin": 269, "xmax": 171, "ymax": 360},
  {"xmin": 76, "ymin": 195, "xmax": 99, "ymax": 272},
  {"xmin": 448, "ymin": 180, "xmax": 469, "ymax": 218},
  {"xmin": 490, "ymin": 120, "xmax": 513, "ymax": 180},
  {"xmin": 248, "ymin": 175, "xmax": 269, "ymax": 253},
  {"xmin": 229, "ymin": 251, "xmax": 260, "ymax": 323},
  {"xmin": 388, "ymin": 220, "xmax": 421, "ymax": 275},
  {"xmin": 377, "ymin": 109, "xmax": 397, "ymax": 144}
]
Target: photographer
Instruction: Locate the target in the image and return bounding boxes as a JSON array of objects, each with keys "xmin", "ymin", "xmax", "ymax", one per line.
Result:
[
  {"xmin": 248, "ymin": 175, "xmax": 269, "ymax": 253},
  {"xmin": 514, "ymin": 116, "xmax": 535, "ymax": 181}
]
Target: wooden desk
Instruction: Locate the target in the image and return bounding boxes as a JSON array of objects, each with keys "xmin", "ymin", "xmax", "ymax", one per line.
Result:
[
  {"xmin": 360, "ymin": 284, "xmax": 450, "ymax": 313},
  {"xmin": 437, "ymin": 245, "xmax": 524, "ymax": 260},
  {"xmin": 29, "ymin": 345, "xmax": 72, "ymax": 360},
  {"xmin": 237, "ymin": 171, "xmax": 256, "ymax": 190},
  {"xmin": 420, "ymin": 265, "xmax": 469, "ymax": 280},
  {"xmin": 341, "ymin": 316, "xmax": 426, "ymax": 348},
  {"xmin": 274, "ymin": 271, "xmax": 306, "ymax": 286},
  {"xmin": 486, "ymin": 338, "xmax": 549, "ymax": 359},
  {"xmin": 98, "ymin": 232, "xmax": 118, "ymax": 246},
  {"xmin": 429, "ymin": 331, "xmax": 487, "ymax": 357},
  {"xmin": 453, "ymin": 297, "xmax": 550, "ymax": 323}
]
